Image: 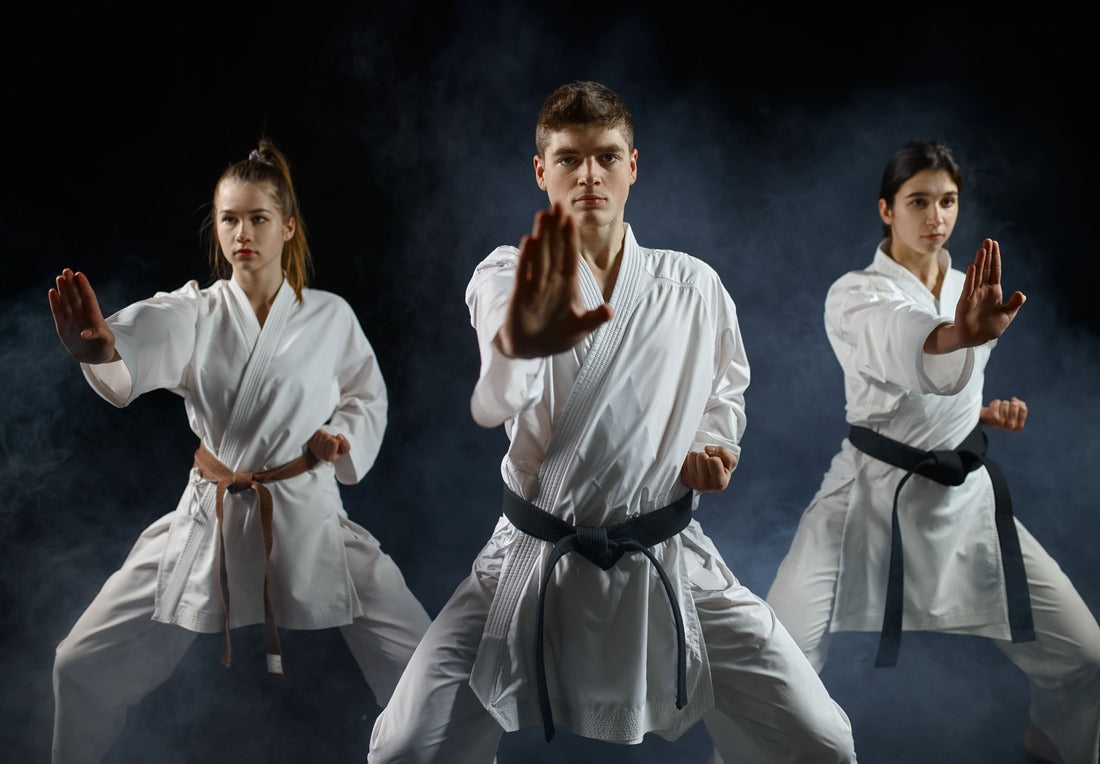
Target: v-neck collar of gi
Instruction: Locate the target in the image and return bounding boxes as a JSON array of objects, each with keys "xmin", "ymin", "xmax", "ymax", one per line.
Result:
[{"xmin": 873, "ymin": 240, "xmax": 953, "ymax": 310}]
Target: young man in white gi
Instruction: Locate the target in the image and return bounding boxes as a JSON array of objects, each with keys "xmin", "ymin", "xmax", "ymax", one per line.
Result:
[{"xmin": 368, "ymin": 80, "xmax": 856, "ymax": 763}]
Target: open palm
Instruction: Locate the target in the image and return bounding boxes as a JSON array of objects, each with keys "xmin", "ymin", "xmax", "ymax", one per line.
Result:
[
  {"xmin": 497, "ymin": 204, "xmax": 613, "ymax": 359},
  {"xmin": 48, "ymin": 268, "xmax": 117, "ymax": 364}
]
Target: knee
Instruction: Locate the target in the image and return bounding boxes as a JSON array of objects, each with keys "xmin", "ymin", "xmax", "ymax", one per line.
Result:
[
  {"xmin": 367, "ymin": 709, "xmax": 421, "ymax": 764},
  {"xmin": 820, "ymin": 724, "xmax": 858, "ymax": 764},
  {"xmin": 53, "ymin": 635, "xmax": 86, "ymax": 690},
  {"xmin": 802, "ymin": 702, "xmax": 857, "ymax": 764}
]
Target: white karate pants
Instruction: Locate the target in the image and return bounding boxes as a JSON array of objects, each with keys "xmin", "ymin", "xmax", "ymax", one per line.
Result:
[
  {"xmin": 367, "ymin": 568, "xmax": 856, "ymax": 763},
  {"xmin": 51, "ymin": 516, "xmax": 431, "ymax": 764},
  {"xmin": 767, "ymin": 498, "xmax": 1100, "ymax": 764}
]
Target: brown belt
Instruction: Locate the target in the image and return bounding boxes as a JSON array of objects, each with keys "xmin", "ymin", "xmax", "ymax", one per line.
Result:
[{"xmin": 193, "ymin": 442, "xmax": 318, "ymax": 680}]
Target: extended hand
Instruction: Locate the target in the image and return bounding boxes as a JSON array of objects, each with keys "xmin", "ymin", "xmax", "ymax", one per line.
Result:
[
  {"xmin": 680, "ymin": 445, "xmax": 738, "ymax": 493},
  {"xmin": 980, "ymin": 396, "xmax": 1028, "ymax": 432},
  {"xmin": 308, "ymin": 430, "xmax": 351, "ymax": 461},
  {"xmin": 951, "ymin": 239, "xmax": 1026, "ymax": 347},
  {"xmin": 495, "ymin": 203, "xmax": 612, "ymax": 358},
  {"xmin": 48, "ymin": 268, "xmax": 118, "ymax": 364}
]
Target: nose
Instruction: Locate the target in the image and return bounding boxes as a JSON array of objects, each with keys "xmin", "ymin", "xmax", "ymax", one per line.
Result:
[
  {"xmin": 578, "ymin": 157, "xmax": 601, "ymax": 186},
  {"xmin": 236, "ymin": 223, "xmax": 252, "ymax": 242},
  {"xmin": 928, "ymin": 204, "xmax": 945, "ymax": 226}
]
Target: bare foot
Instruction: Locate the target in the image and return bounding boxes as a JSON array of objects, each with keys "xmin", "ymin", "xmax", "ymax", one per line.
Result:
[{"xmin": 1025, "ymin": 722, "xmax": 1064, "ymax": 764}]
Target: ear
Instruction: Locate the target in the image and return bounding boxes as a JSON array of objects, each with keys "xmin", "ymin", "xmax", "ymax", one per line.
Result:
[
  {"xmin": 878, "ymin": 198, "xmax": 892, "ymax": 227},
  {"xmin": 629, "ymin": 147, "xmax": 638, "ymax": 185},
  {"xmin": 533, "ymin": 154, "xmax": 547, "ymax": 191},
  {"xmin": 284, "ymin": 216, "xmax": 296, "ymax": 241}
]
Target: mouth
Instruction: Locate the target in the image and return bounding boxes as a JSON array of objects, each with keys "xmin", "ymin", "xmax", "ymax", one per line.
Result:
[
  {"xmin": 574, "ymin": 195, "xmax": 605, "ymax": 206},
  {"xmin": 235, "ymin": 248, "xmax": 255, "ymax": 256}
]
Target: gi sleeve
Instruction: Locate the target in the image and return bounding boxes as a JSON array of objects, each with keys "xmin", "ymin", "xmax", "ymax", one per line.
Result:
[
  {"xmin": 692, "ymin": 280, "xmax": 749, "ymax": 463},
  {"xmin": 465, "ymin": 246, "xmax": 548, "ymax": 429},
  {"xmin": 321, "ymin": 299, "xmax": 387, "ymax": 485},
  {"xmin": 825, "ymin": 273, "xmax": 974, "ymax": 396},
  {"xmin": 80, "ymin": 280, "xmax": 202, "ymax": 407}
]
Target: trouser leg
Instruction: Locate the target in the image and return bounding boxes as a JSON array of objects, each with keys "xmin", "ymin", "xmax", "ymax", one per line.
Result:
[
  {"xmin": 52, "ymin": 524, "xmax": 197, "ymax": 764},
  {"xmin": 338, "ymin": 526, "xmax": 432, "ymax": 706},
  {"xmin": 765, "ymin": 489, "xmax": 848, "ymax": 673},
  {"xmin": 698, "ymin": 582, "xmax": 856, "ymax": 763},
  {"xmin": 368, "ymin": 574, "xmax": 501, "ymax": 764},
  {"xmin": 995, "ymin": 523, "xmax": 1100, "ymax": 764}
]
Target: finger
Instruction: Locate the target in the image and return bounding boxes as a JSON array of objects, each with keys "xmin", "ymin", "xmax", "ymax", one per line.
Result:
[
  {"xmin": 560, "ymin": 212, "xmax": 578, "ymax": 279},
  {"xmin": 976, "ymin": 240, "xmax": 994, "ymax": 285},
  {"xmin": 1007, "ymin": 404, "xmax": 1024, "ymax": 431},
  {"xmin": 982, "ymin": 239, "xmax": 995, "ymax": 284},
  {"xmin": 547, "ymin": 205, "xmax": 565, "ymax": 278},
  {"xmin": 706, "ymin": 456, "xmax": 727, "ymax": 490},
  {"xmin": 679, "ymin": 454, "xmax": 696, "ymax": 486},
  {"xmin": 56, "ymin": 271, "xmax": 81, "ymax": 316},
  {"xmin": 1003, "ymin": 290, "xmax": 1026, "ymax": 313},
  {"xmin": 74, "ymin": 272, "xmax": 105, "ymax": 323},
  {"xmin": 961, "ymin": 262, "xmax": 976, "ymax": 301},
  {"xmin": 48, "ymin": 287, "xmax": 64, "ymax": 320},
  {"xmin": 516, "ymin": 235, "xmax": 535, "ymax": 288},
  {"xmin": 531, "ymin": 210, "xmax": 552, "ymax": 290},
  {"xmin": 988, "ymin": 239, "xmax": 1001, "ymax": 286},
  {"xmin": 573, "ymin": 305, "xmax": 613, "ymax": 333}
]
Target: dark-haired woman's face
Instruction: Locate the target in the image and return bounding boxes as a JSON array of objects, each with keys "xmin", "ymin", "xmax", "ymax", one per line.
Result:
[{"xmin": 879, "ymin": 169, "xmax": 958, "ymax": 262}]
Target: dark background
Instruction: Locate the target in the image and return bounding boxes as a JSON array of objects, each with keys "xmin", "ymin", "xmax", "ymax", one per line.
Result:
[{"xmin": 3, "ymin": 4, "xmax": 1097, "ymax": 763}]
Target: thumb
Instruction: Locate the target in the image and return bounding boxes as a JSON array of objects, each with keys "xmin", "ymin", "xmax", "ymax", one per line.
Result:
[
  {"xmin": 577, "ymin": 304, "xmax": 613, "ymax": 331},
  {"xmin": 1004, "ymin": 291, "xmax": 1026, "ymax": 312}
]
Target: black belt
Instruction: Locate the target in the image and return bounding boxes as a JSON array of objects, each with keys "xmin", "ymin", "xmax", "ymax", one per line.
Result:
[
  {"xmin": 848, "ymin": 424, "xmax": 1035, "ymax": 667},
  {"xmin": 502, "ymin": 486, "xmax": 693, "ymax": 742}
]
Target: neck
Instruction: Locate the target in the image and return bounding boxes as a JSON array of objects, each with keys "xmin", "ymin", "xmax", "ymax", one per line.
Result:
[
  {"xmin": 578, "ymin": 221, "xmax": 626, "ymax": 302},
  {"xmin": 888, "ymin": 241, "xmax": 943, "ymax": 298},
  {"xmin": 234, "ymin": 270, "xmax": 284, "ymax": 326}
]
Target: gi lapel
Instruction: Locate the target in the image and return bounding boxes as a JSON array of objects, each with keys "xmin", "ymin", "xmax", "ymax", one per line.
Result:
[
  {"xmin": 156, "ymin": 278, "xmax": 296, "ymax": 622},
  {"xmin": 483, "ymin": 228, "xmax": 646, "ymax": 641},
  {"xmin": 534, "ymin": 226, "xmax": 645, "ymax": 510},
  {"xmin": 218, "ymin": 277, "xmax": 296, "ymax": 468}
]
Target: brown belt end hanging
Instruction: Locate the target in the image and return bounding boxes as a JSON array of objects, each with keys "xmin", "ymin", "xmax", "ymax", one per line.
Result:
[{"xmin": 194, "ymin": 441, "xmax": 318, "ymax": 683}]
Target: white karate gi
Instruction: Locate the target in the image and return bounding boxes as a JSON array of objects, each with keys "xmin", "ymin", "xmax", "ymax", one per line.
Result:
[
  {"xmin": 766, "ymin": 243, "xmax": 1100, "ymax": 763},
  {"xmin": 52, "ymin": 277, "xmax": 431, "ymax": 764},
  {"xmin": 369, "ymin": 226, "xmax": 855, "ymax": 763}
]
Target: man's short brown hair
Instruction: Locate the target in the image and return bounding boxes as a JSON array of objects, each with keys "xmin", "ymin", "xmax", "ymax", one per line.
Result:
[{"xmin": 535, "ymin": 81, "xmax": 634, "ymax": 157}]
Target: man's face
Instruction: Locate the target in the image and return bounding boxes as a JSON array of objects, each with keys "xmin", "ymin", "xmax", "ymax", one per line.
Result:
[{"xmin": 534, "ymin": 125, "xmax": 637, "ymax": 232}]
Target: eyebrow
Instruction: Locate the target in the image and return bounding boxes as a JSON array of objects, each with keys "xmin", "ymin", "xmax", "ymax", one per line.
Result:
[
  {"xmin": 551, "ymin": 144, "xmax": 627, "ymax": 159},
  {"xmin": 218, "ymin": 207, "xmax": 274, "ymax": 215},
  {"xmin": 903, "ymin": 190, "xmax": 957, "ymax": 199}
]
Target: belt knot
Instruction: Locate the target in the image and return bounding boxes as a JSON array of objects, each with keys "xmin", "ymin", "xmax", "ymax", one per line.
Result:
[
  {"xmin": 227, "ymin": 473, "xmax": 256, "ymax": 493},
  {"xmin": 575, "ymin": 526, "xmax": 626, "ymax": 570}
]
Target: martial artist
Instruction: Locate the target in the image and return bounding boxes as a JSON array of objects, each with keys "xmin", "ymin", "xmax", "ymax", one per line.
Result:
[
  {"xmin": 49, "ymin": 140, "xmax": 432, "ymax": 763},
  {"xmin": 766, "ymin": 138, "xmax": 1100, "ymax": 764},
  {"xmin": 369, "ymin": 80, "xmax": 856, "ymax": 764}
]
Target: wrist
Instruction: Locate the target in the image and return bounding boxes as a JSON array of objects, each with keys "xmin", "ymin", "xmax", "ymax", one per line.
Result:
[
  {"xmin": 924, "ymin": 322, "xmax": 960, "ymax": 355},
  {"xmin": 493, "ymin": 325, "xmax": 516, "ymax": 358}
]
